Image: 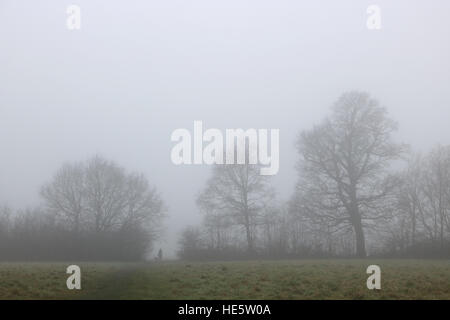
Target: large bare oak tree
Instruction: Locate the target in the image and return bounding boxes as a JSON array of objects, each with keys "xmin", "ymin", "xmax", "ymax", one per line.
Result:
[{"xmin": 293, "ymin": 91, "xmax": 406, "ymax": 257}]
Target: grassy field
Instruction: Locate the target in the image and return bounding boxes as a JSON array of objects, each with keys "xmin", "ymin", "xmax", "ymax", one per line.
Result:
[{"xmin": 0, "ymin": 260, "xmax": 449, "ymax": 300}]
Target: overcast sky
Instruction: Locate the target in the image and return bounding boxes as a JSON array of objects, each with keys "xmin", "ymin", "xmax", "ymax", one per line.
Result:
[{"xmin": 1, "ymin": 0, "xmax": 450, "ymax": 257}]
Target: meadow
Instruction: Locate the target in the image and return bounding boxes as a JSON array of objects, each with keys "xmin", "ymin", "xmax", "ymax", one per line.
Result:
[{"xmin": 0, "ymin": 260, "xmax": 449, "ymax": 300}]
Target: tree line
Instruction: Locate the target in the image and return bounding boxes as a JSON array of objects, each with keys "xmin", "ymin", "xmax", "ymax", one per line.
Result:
[
  {"xmin": 2, "ymin": 91, "xmax": 449, "ymax": 261},
  {"xmin": 0, "ymin": 156, "xmax": 165, "ymax": 261},
  {"xmin": 178, "ymin": 91, "xmax": 450, "ymax": 260}
]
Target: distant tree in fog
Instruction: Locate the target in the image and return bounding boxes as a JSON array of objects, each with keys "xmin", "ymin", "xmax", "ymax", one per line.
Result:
[
  {"xmin": 259, "ymin": 205, "xmax": 289, "ymax": 255},
  {"xmin": 28, "ymin": 155, "xmax": 166, "ymax": 260},
  {"xmin": 41, "ymin": 156, "xmax": 164, "ymax": 236},
  {"xmin": 389, "ymin": 146, "xmax": 450, "ymax": 255},
  {"xmin": 0, "ymin": 156, "xmax": 165, "ymax": 261},
  {"xmin": 197, "ymin": 156, "xmax": 275, "ymax": 253},
  {"xmin": 424, "ymin": 146, "xmax": 450, "ymax": 246},
  {"xmin": 40, "ymin": 162, "xmax": 85, "ymax": 233},
  {"xmin": 0, "ymin": 206, "xmax": 11, "ymax": 242},
  {"xmin": 177, "ymin": 226, "xmax": 204, "ymax": 260},
  {"xmin": 392, "ymin": 155, "xmax": 424, "ymax": 248},
  {"xmin": 292, "ymin": 91, "xmax": 406, "ymax": 257},
  {"xmin": 203, "ymin": 209, "xmax": 233, "ymax": 250}
]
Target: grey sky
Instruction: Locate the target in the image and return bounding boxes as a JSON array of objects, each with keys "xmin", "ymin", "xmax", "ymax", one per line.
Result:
[{"xmin": 1, "ymin": 0, "xmax": 450, "ymax": 257}]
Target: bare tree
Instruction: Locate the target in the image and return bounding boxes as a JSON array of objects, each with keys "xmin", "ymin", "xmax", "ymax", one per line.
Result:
[
  {"xmin": 424, "ymin": 146, "xmax": 450, "ymax": 247},
  {"xmin": 177, "ymin": 226, "xmax": 204, "ymax": 260},
  {"xmin": 40, "ymin": 162, "xmax": 85, "ymax": 233},
  {"xmin": 293, "ymin": 91, "xmax": 406, "ymax": 257},
  {"xmin": 0, "ymin": 205, "xmax": 11, "ymax": 240},
  {"xmin": 389, "ymin": 146, "xmax": 450, "ymax": 256},
  {"xmin": 40, "ymin": 156, "xmax": 165, "ymax": 258},
  {"xmin": 394, "ymin": 155, "xmax": 424, "ymax": 247},
  {"xmin": 260, "ymin": 205, "xmax": 289, "ymax": 256},
  {"xmin": 121, "ymin": 172, "xmax": 165, "ymax": 236},
  {"xmin": 203, "ymin": 209, "xmax": 233, "ymax": 250},
  {"xmin": 197, "ymin": 159, "xmax": 275, "ymax": 253}
]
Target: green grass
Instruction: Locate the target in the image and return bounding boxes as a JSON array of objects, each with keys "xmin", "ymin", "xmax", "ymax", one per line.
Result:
[
  {"xmin": 0, "ymin": 262, "xmax": 136, "ymax": 300},
  {"xmin": 1, "ymin": 260, "xmax": 449, "ymax": 300}
]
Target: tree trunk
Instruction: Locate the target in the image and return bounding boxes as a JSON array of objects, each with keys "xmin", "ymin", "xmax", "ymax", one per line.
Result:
[
  {"xmin": 245, "ymin": 219, "xmax": 254, "ymax": 253},
  {"xmin": 349, "ymin": 184, "xmax": 367, "ymax": 257},
  {"xmin": 353, "ymin": 218, "xmax": 366, "ymax": 257},
  {"xmin": 411, "ymin": 203, "xmax": 416, "ymax": 246}
]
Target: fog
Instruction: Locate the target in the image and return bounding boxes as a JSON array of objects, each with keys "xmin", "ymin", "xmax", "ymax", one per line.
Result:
[{"xmin": 1, "ymin": 0, "xmax": 450, "ymax": 258}]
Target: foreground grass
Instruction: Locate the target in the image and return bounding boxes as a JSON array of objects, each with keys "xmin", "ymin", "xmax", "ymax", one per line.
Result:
[
  {"xmin": 0, "ymin": 260, "xmax": 449, "ymax": 299},
  {"xmin": 0, "ymin": 262, "xmax": 138, "ymax": 300}
]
